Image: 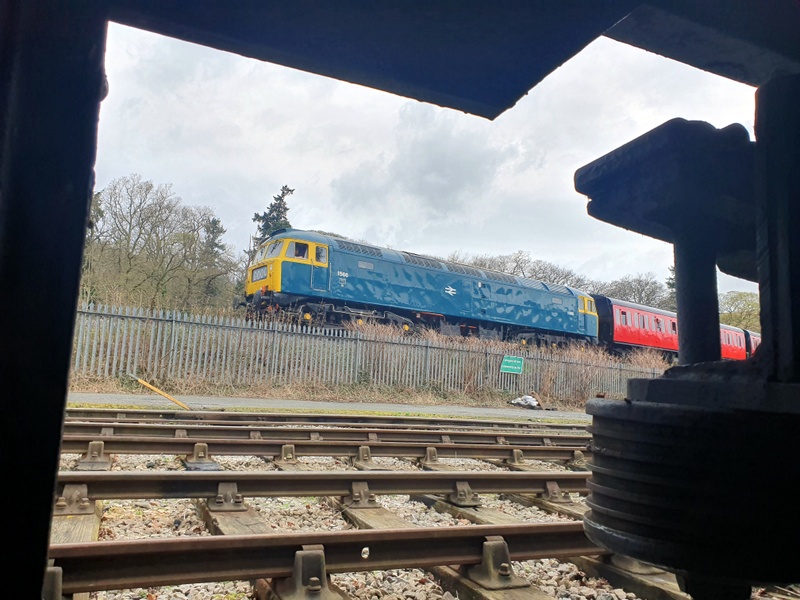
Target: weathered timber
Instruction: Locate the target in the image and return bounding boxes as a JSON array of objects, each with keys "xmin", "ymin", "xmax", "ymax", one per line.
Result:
[{"xmin": 328, "ymin": 498, "xmax": 543, "ymax": 600}]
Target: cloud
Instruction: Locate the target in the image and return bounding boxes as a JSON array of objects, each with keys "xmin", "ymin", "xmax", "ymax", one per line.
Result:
[{"xmin": 96, "ymin": 25, "xmax": 757, "ymax": 294}]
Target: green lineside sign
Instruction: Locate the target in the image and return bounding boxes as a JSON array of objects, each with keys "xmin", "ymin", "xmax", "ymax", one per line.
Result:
[{"xmin": 500, "ymin": 355, "xmax": 524, "ymax": 374}]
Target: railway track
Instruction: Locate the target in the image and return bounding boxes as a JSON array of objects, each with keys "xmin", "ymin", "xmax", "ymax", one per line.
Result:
[
  {"xmin": 62, "ymin": 420, "xmax": 592, "ymax": 447},
  {"xmin": 49, "ymin": 408, "xmax": 688, "ymax": 600},
  {"xmin": 64, "ymin": 407, "xmax": 589, "ymax": 432}
]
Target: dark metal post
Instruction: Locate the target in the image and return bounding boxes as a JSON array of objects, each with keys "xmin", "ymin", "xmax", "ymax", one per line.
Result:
[
  {"xmin": 0, "ymin": 1, "xmax": 107, "ymax": 596},
  {"xmin": 755, "ymin": 74, "xmax": 800, "ymax": 383},
  {"xmin": 673, "ymin": 228, "xmax": 721, "ymax": 365}
]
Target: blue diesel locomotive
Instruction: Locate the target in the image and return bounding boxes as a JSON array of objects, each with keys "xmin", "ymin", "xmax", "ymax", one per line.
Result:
[{"xmin": 242, "ymin": 228, "xmax": 599, "ymax": 344}]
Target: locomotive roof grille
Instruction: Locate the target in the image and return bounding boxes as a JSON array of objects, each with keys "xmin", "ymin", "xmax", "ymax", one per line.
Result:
[
  {"xmin": 334, "ymin": 239, "xmax": 383, "ymax": 257},
  {"xmin": 401, "ymin": 253, "xmax": 443, "ymax": 269},
  {"xmin": 547, "ymin": 283, "xmax": 571, "ymax": 295},
  {"xmin": 483, "ymin": 271, "xmax": 517, "ymax": 284},
  {"xmin": 519, "ymin": 278, "xmax": 548, "ymax": 291},
  {"xmin": 446, "ymin": 263, "xmax": 485, "ymax": 278}
]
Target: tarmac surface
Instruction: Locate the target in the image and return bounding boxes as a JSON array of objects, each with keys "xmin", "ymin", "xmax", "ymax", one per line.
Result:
[{"xmin": 67, "ymin": 392, "xmax": 591, "ymax": 424}]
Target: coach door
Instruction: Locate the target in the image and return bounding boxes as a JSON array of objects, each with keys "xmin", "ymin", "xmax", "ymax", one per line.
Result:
[{"xmin": 310, "ymin": 244, "xmax": 330, "ymax": 292}]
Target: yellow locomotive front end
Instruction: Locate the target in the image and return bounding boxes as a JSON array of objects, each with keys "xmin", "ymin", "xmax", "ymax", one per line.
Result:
[{"xmin": 245, "ymin": 238, "xmax": 285, "ymax": 298}]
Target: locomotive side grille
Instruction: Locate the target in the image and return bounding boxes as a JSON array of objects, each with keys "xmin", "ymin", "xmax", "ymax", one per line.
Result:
[
  {"xmin": 334, "ymin": 240, "xmax": 383, "ymax": 257},
  {"xmin": 401, "ymin": 253, "xmax": 443, "ymax": 269}
]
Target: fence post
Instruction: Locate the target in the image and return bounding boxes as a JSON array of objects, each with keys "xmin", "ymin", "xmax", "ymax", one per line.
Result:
[
  {"xmin": 421, "ymin": 340, "xmax": 427, "ymax": 386},
  {"xmin": 354, "ymin": 332, "xmax": 361, "ymax": 383}
]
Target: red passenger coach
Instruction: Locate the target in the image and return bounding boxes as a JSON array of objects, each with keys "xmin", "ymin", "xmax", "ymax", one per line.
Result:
[
  {"xmin": 720, "ymin": 324, "xmax": 747, "ymax": 360},
  {"xmin": 592, "ymin": 296, "xmax": 751, "ymax": 360}
]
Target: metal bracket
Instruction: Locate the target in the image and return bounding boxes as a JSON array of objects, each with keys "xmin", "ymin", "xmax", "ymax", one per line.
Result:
[
  {"xmin": 175, "ymin": 429, "xmax": 188, "ymax": 438},
  {"xmin": 207, "ymin": 482, "xmax": 246, "ymax": 512},
  {"xmin": 420, "ymin": 447, "xmax": 439, "ymax": 467},
  {"xmin": 344, "ymin": 481, "xmax": 379, "ymax": 509},
  {"xmin": 504, "ymin": 448, "xmax": 525, "ymax": 466},
  {"xmin": 449, "ymin": 481, "xmax": 481, "ymax": 507},
  {"xmin": 566, "ymin": 450, "xmax": 588, "ymax": 471},
  {"xmin": 309, "ymin": 432, "xmax": 322, "ymax": 441},
  {"xmin": 272, "ymin": 444, "xmax": 299, "ymax": 469},
  {"xmin": 183, "ymin": 442, "xmax": 222, "ymax": 471},
  {"xmin": 544, "ymin": 481, "xmax": 572, "ymax": 504},
  {"xmin": 464, "ymin": 536, "xmax": 530, "ymax": 590},
  {"xmin": 270, "ymin": 544, "xmax": 348, "ymax": 600},
  {"xmin": 76, "ymin": 440, "xmax": 111, "ymax": 471},
  {"xmin": 53, "ymin": 484, "xmax": 95, "ymax": 515},
  {"xmin": 542, "ymin": 437, "xmax": 552, "ymax": 446},
  {"xmin": 282, "ymin": 444, "xmax": 298, "ymax": 462},
  {"xmin": 441, "ymin": 434, "xmax": 452, "ymax": 443},
  {"xmin": 352, "ymin": 446, "xmax": 381, "ymax": 470},
  {"xmin": 496, "ymin": 436, "xmax": 508, "ymax": 445}
]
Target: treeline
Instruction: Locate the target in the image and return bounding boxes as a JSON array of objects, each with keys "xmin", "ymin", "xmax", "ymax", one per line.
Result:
[
  {"xmin": 81, "ymin": 174, "xmax": 241, "ymax": 310},
  {"xmin": 79, "ymin": 173, "xmax": 760, "ymax": 332},
  {"xmin": 446, "ymin": 250, "xmax": 760, "ymax": 332}
]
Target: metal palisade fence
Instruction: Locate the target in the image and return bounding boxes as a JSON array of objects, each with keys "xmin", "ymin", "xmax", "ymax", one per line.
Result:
[{"xmin": 70, "ymin": 304, "xmax": 663, "ymax": 401}]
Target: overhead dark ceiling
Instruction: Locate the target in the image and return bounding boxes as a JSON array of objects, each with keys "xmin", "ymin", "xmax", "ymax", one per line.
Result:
[{"xmin": 106, "ymin": 1, "xmax": 800, "ymax": 120}]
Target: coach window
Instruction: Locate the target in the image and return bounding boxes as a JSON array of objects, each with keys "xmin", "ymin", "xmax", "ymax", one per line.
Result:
[
  {"xmin": 655, "ymin": 318, "xmax": 663, "ymax": 332},
  {"xmin": 619, "ymin": 310, "xmax": 629, "ymax": 326},
  {"xmin": 671, "ymin": 321, "xmax": 677, "ymax": 334},
  {"xmin": 315, "ymin": 246, "xmax": 328, "ymax": 265}
]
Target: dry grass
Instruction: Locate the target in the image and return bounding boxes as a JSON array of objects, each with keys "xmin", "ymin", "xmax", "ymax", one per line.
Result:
[
  {"xmin": 69, "ymin": 325, "xmax": 670, "ymax": 413},
  {"xmin": 69, "ymin": 374, "xmax": 514, "ymax": 409}
]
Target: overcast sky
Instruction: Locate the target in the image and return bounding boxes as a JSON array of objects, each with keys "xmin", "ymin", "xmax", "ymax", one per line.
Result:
[{"xmin": 95, "ymin": 22, "xmax": 759, "ymax": 295}]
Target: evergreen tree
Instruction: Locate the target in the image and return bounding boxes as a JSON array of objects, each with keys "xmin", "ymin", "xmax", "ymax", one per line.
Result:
[
  {"xmin": 663, "ymin": 264, "xmax": 677, "ymax": 311},
  {"xmin": 252, "ymin": 185, "xmax": 293, "ymax": 245}
]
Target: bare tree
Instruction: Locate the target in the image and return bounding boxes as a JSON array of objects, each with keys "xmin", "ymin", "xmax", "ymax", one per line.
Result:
[
  {"xmin": 447, "ymin": 249, "xmax": 593, "ymax": 290},
  {"xmin": 719, "ymin": 290, "xmax": 760, "ymax": 331},
  {"xmin": 81, "ymin": 174, "xmax": 237, "ymax": 309},
  {"xmin": 595, "ymin": 272, "xmax": 669, "ymax": 308}
]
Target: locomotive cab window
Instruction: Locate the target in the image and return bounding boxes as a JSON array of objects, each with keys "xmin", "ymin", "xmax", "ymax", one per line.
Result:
[
  {"xmin": 315, "ymin": 246, "xmax": 328, "ymax": 265},
  {"xmin": 265, "ymin": 240, "xmax": 284, "ymax": 259},
  {"xmin": 287, "ymin": 241, "xmax": 309, "ymax": 260}
]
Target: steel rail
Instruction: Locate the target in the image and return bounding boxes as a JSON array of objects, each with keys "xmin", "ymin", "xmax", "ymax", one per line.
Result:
[
  {"xmin": 62, "ymin": 421, "xmax": 591, "ymax": 447},
  {"xmin": 56, "ymin": 469, "xmax": 590, "ymax": 500},
  {"xmin": 64, "ymin": 408, "xmax": 588, "ymax": 431},
  {"xmin": 49, "ymin": 522, "xmax": 604, "ymax": 594},
  {"xmin": 60, "ymin": 434, "xmax": 590, "ymax": 461}
]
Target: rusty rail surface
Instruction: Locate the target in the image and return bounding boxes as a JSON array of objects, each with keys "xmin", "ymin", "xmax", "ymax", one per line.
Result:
[
  {"xmin": 50, "ymin": 522, "xmax": 604, "ymax": 594},
  {"xmin": 62, "ymin": 421, "xmax": 591, "ymax": 447},
  {"xmin": 56, "ymin": 469, "xmax": 590, "ymax": 500},
  {"xmin": 64, "ymin": 407, "xmax": 588, "ymax": 431},
  {"xmin": 60, "ymin": 434, "xmax": 590, "ymax": 461}
]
